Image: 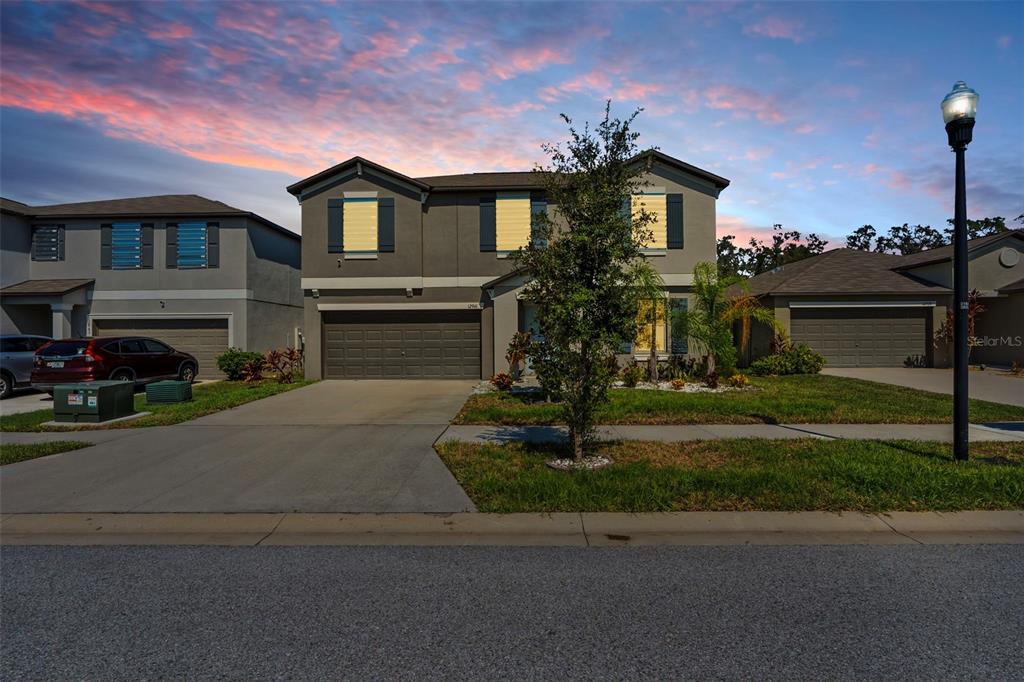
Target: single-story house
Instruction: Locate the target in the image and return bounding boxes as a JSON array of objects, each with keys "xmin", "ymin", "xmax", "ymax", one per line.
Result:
[{"xmin": 738, "ymin": 229, "xmax": 1023, "ymax": 368}]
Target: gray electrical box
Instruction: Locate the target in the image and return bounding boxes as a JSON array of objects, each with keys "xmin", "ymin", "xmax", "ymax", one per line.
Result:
[{"xmin": 53, "ymin": 381, "xmax": 135, "ymax": 423}]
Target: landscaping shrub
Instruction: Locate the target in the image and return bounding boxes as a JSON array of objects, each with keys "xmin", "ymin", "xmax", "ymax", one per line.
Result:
[
  {"xmin": 750, "ymin": 344, "xmax": 826, "ymax": 376},
  {"xmin": 670, "ymin": 378, "xmax": 686, "ymax": 391},
  {"xmin": 265, "ymin": 347, "xmax": 304, "ymax": 384},
  {"xmin": 620, "ymin": 364, "xmax": 645, "ymax": 388},
  {"xmin": 703, "ymin": 370, "xmax": 720, "ymax": 389},
  {"xmin": 727, "ymin": 373, "xmax": 750, "ymax": 388},
  {"xmin": 490, "ymin": 372, "xmax": 514, "ymax": 391},
  {"xmin": 216, "ymin": 348, "xmax": 265, "ymax": 381},
  {"xmin": 242, "ymin": 358, "xmax": 266, "ymax": 383}
]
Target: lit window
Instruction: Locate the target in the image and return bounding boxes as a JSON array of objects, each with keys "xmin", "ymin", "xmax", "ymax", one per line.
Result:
[
  {"xmin": 631, "ymin": 193, "xmax": 667, "ymax": 249},
  {"xmin": 496, "ymin": 192, "xmax": 531, "ymax": 251},
  {"xmin": 344, "ymin": 197, "xmax": 378, "ymax": 253}
]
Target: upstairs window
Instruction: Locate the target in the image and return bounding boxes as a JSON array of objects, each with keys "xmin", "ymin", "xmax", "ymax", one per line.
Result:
[
  {"xmin": 631, "ymin": 192, "xmax": 667, "ymax": 250},
  {"xmin": 327, "ymin": 194, "xmax": 394, "ymax": 256},
  {"xmin": 177, "ymin": 222, "xmax": 208, "ymax": 268},
  {"xmin": 31, "ymin": 225, "xmax": 64, "ymax": 261},
  {"xmin": 111, "ymin": 222, "xmax": 142, "ymax": 269},
  {"xmin": 481, "ymin": 192, "xmax": 545, "ymax": 253},
  {"xmin": 626, "ymin": 192, "xmax": 684, "ymax": 251},
  {"xmin": 495, "ymin": 192, "xmax": 531, "ymax": 252},
  {"xmin": 343, "ymin": 197, "xmax": 378, "ymax": 254}
]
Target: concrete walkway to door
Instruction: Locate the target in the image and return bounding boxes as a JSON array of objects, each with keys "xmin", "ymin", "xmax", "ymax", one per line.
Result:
[
  {"xmin": 823, "ymin": 367, "xmax": 1024, "ymax": 407},
  {"xmin": 0, "ymin": 381, "xmax": 477, "ymax": 514}
]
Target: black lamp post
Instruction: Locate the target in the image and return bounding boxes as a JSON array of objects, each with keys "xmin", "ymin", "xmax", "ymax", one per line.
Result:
[{"xmin": 941, "ymin": 80, "xmax": 979, "ymax": 462}]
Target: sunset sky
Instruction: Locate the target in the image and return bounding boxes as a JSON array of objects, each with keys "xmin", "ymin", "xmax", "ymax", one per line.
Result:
[{"xmin": 1, "ymin": 1, "xmax": 1021, "ymax": 244}]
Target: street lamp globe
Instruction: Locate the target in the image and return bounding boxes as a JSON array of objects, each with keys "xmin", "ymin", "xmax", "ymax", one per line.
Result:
[{"xmin": 941, "ymin": 80, "xmax": 979, "ymax": 125}]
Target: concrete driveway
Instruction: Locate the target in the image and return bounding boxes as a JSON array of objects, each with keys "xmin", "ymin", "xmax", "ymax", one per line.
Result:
[
  {"xmin": 0, "ymin": 381, "xmax": 477, "ymax": 513},
  {"xmin": 0, "ymin": 390, "xmax": 52, "ymax": 416},
  {"xmin": 823, "ymin": 368, "xmax": 1024, "ymax": 407}
]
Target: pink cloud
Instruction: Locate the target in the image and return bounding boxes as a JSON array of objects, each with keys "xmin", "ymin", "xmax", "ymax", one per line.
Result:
[
  {"xmin": 614, "ymin": 80, "xmax": 665, "ymax": 101},
  {"xmin": 539, "ymin": 69, "xmax": 613, "ymax": 103},
  {"xmin": 75, "ymin": 1, "xmax": 130, "ymax": 22},
  {"xmin": 703, "ymin": 84, "xmax": 786, "ymax": 124},
  {"xmin": 145, "ymin": 22, "xmax": 194, "ymax": 40},
  {"xmin": 793, "ymin": 123, "xmax": 817, "ymax": 135},
  {"xmin": 743, "ymin": 16, "xmax": 809, "ymax": 43},
  {"xmin": 490, "ymin": 46, "xmax": 572, "ymax": 80},
  {"xmin": 348, "ymin": 31, "xmax": 421, "ymax": 74},
  {"xmin": 456, "ymin": 69, "xmax": 485, "ymax": 92},
  {"xmin": 887, "ymin": 171, "xmax": 911, "ymax": 190}
]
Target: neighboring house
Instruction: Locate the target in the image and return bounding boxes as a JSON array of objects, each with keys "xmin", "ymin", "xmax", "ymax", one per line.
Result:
[
  {"xmin": 287, "ymin": 152, "xmax": 730, "ymax": 380},
  {"xmin": 738, "ymin": 229, "xmax": 1024, "ymax": 368},
  {"xmin": 1, "ymin": 195, "xmax": 302, "ymax": 377}
]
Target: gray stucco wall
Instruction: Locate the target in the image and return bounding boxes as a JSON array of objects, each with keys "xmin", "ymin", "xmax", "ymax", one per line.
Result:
[
  {"xmin": 971, "ymin": 294, "xmax": 1023, "ymax": 367},
  {"xmin": 1, "ymin": 211, "xmax": 32, "ymax": 333},
  {"xmin": 902, "ymin": 235, "xmax": 1024, "ymax": 292},
  {"xmin": 1, "ymin": 212, "xmax": 302, "ymax": 349}
]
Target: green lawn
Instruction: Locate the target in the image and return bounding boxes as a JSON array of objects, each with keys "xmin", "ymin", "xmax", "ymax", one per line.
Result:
[
  {"xmin": 454, "ymin": 375, "xmax": 1024, "ymax": 425},
  {"xmin": 1, "ymin": 440, "xmax": 93, "ymax": 466},
  {"xmin": 437, "ymin": 438, "xmax": 1024, "ymax": 512},
  {"xmin": 0, "ymin": 380, "xmax": 315, "ymax": 432}
]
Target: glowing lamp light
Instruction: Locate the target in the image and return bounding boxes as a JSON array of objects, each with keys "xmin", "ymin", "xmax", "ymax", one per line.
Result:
[{"xmin": 940, "ymin": 80, "xmax": 979, "ymax": 125}]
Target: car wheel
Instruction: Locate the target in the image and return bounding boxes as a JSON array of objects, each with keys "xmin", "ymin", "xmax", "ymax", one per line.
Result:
[
  {"xmin": 0, "ymin": 372, "xmax": 12, "ymax": 400},
  {"xmin": 110, "ymin": 369, "xmax": 134, "ymax": 383},
  {"xmin": 179, "ymin": 364, "xmax": 196, "ymax": 384}
]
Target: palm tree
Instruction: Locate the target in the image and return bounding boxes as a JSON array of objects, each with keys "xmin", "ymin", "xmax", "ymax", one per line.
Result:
[{"xmin": 675, "ymin": 261, "xmax": 779, "ymax": 376}]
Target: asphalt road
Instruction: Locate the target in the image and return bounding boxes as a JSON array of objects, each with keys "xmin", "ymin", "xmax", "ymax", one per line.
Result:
[{"xmin": 3, "ymin": 545, "xmax": 1022, "ymax": 680}]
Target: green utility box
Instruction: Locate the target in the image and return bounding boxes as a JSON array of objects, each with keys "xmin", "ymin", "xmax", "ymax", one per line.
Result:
[
  {"xmin": 146, "ymin": 380, "xmax": 193, "ymax": 404},
  {"xmin": 53, "ymin": 381, "xmax": 135, "ymax": 423}
]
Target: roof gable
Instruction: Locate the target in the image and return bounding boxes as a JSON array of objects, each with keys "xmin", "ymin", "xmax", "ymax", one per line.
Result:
[
  {"xmin": 286, "ymin": 156, "xmax": 430, "ymax": 199},
  {"xmin": 893, "ymin": 229, "xmax": 1024, "ymax": 270}
]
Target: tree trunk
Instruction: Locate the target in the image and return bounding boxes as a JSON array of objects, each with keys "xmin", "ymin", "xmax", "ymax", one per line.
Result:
[
  {"xmin": 706, "ymin": 353, "xmax": 717, "ymax": 377},
  {"xmin": 571, "ymin": 427, "xmax": 584, "ymax": 461},
  {"xmin": 648, "ymin": 316, "xmax": 659, "ymax": 382}
]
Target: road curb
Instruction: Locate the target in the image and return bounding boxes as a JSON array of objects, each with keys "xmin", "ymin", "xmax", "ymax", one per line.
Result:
[{"xmin": 1, "ymin": 511, "xmax": 1021, "ymax": 547}]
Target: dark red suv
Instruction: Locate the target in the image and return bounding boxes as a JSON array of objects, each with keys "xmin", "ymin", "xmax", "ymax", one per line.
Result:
[{"xmin": 31, "ymin": 337, "xmax": 198, "ymax": 391}]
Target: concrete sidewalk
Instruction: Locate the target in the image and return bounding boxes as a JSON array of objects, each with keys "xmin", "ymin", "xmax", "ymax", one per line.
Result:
[
  {"xmin": 824, "ymin": 367, "xmax": 1024, "ymax": 407},
  {"xmin": 1, "ymin": 511, "xmax": 1021, "ymax": 546},
  {"xmin": 440, "ymin": 422, "xmax": 1024, "ymax": 444}
]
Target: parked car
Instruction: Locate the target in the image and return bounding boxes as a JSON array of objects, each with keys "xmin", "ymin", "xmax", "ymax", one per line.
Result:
[
  {"xmin": 1, "ymin": 335, "xmax": 52, "ymax": 399},
  {"xmin": 31, "ymin": 337, "xmax": 198, "ymax": 392}
]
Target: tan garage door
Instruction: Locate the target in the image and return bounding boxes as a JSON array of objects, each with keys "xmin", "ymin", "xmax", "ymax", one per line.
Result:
[
  {"xmin": 791, "ymin": 307, "xmax": 929, "ymax": 367},
  {"xmin": 323, "ymin": 310, "xmax": 480, "ymax": 379},
  {"xmin": 92, "ymin": 318, "xmax": 229, "ymax": 378}
]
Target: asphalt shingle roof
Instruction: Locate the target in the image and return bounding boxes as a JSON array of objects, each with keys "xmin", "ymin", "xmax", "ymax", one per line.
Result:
[
  {"xmin": 2, "ymin": 195, "xmax": 298, "ymax": 240},
  {"xmin": 0, "ymin": 279, "xmax": 94, "ymax": 296},
  {"xmin": 741, "ymin": 248, "xmax": 951, "ymax": 297},
  {"xmin": 893, "ymin": 229, "xmax": 1024, "ymax": 269}
]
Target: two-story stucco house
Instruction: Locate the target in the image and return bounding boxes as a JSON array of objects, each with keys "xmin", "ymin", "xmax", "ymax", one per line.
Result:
[
  {"xmin": 1, "ymin": 195, "xmax": 302, "ymax": 377},
  {"xmin": 286, "ymin": 152, "xmax": 730, "ymax": 380}
]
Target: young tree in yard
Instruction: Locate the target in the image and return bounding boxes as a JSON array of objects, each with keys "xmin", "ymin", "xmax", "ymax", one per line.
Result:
[
  {"xmin": 674, "ymin": 261, "xmax": 780, "ymax": 377},
  {"xmin": 512, "ymin": 103, "xmax": 662, "ymax": 462}
]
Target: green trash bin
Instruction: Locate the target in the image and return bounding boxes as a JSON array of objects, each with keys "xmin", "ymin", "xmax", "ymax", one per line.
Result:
[{"xmin": 53, "ymin": 381, "xmax": 135, "ymax": 423}]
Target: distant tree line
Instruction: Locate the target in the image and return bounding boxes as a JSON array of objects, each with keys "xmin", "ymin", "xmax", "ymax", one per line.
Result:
[{"xmin": 718, "ymin": 214, "xmax": 1022, "ymax": 278}]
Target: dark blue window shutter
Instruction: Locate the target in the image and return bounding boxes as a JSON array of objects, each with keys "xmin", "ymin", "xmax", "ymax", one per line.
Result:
[
  {"xmin": 480, "ymin": 196, "xmax": 496, "ymax": 252},
  {"xmin": 530, "ymin": 194, "xmax": 547, "ymax": 247},
  {"xmin": 207, "ymin": 223, "xmax": 219, "ymax": 268},
  {"xmin": 57, "ymin": 226, "xmax": 65, "ymax": 261},
  {"xmin": 670, "ymin": 298, "xmax": 689, "ymax": 353},
  {"xmin": 141, "ymin": 224, "xmax": 154, "ymax": 268},
  {"xmin": 667, "ymin": 193, "xmax": 684, "ymax": 249},
  {"xmin": 166, "ymin": 224, "xmax": 178, "ymax": 268},
  {"xmin": 327, "ymin": 198, "xmax": 344, "ymax": 253},
  {"xmin": 620, "ymin": 196, "xmax": 631, "ymax": 221},
  {"xmin": 378, "ymin": 197, "xmax": 395, "ymax": 253},
  {"xmin": 100, "ymin": 224, "xmax": 112, "ymax": 269}
]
